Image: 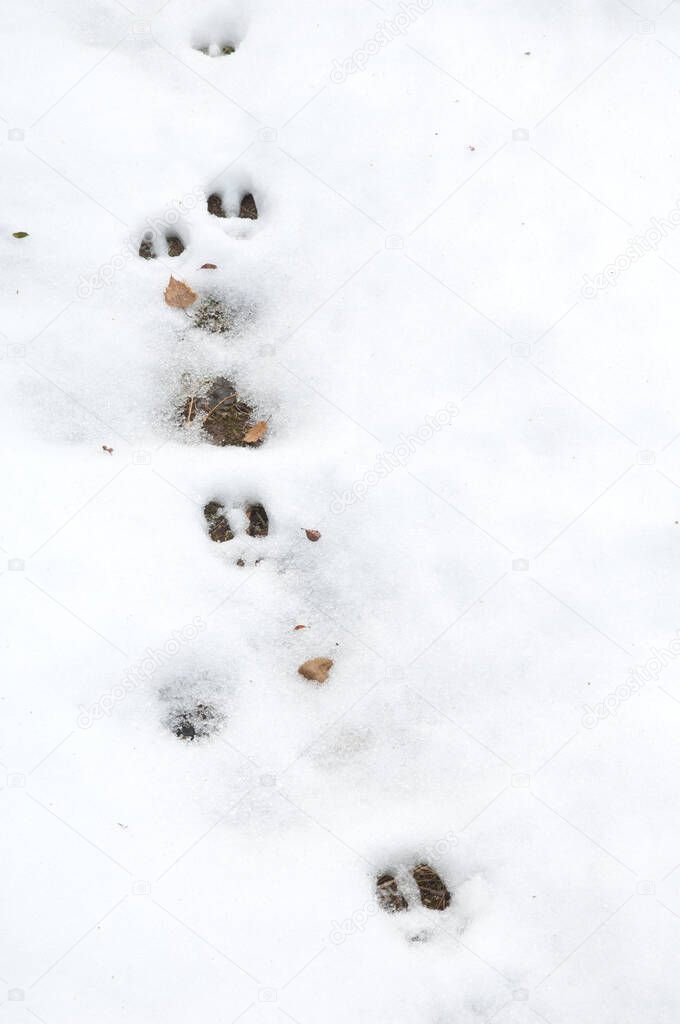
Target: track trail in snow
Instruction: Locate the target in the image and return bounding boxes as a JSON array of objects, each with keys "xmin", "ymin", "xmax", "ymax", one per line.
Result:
[
  {"xmin": 149, "ymin": 180, "xmax": 276, "ymax": 736},
  {"xmin": 137, "ymin": 67, "xmax": 457, "ymax": 941}
]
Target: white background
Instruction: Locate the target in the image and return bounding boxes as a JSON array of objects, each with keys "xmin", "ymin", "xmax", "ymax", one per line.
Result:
[{"xmin": 2, "ymin": 0, "xmax": 680, "ymax": 1021}]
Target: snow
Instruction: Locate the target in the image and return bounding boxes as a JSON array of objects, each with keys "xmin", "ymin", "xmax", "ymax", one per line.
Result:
[{"xmin": 2, "ymin": 0, "xmax": 680, "ymax": 1021}]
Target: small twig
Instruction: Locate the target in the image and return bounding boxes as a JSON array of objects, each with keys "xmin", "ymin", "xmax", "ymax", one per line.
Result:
[
  {"xmin": 184, "ymin": 395, "xmax": 196, "ymax": 424},
  {"xmin": 203, "ymin": 393, "xmax": 239, "ymax": 422}
]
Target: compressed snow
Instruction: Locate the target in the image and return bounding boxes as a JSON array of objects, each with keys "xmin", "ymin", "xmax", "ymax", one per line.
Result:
[{"xmin": 3, "ymin": 0, "xmax": 680, "ymax": 1022}]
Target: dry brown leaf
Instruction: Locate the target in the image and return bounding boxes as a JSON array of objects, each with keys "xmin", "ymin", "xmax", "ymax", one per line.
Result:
[
  {"xmin": 298, "ymin": 657, "xmax": 333, "ymax": 684},
  {"xmin": 102, "ymin": 445, "xmax": 114, "ymax": 454},
  {"xmin": 294, "ymin": 624, "xmax": 306, "ymax": 631},
  {"xmin": 164, "ymin": 276, "xmax": 197, "ymax": 309},
  {"xmin": 304, "ymin": 529, "xmax": 321, "ymax": 542},
  {"xmin": 243, "ymin": 420, "xmax": 268, "ymax": 445},
  {"xmin": 200, "ymin": 263, "xmax": 217, "ymax": 269}
]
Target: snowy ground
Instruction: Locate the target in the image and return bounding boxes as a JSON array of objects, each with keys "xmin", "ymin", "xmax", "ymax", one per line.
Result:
[{"xmin": 3, "ymin": 0, "xmax": 680, "ymax": 1021}]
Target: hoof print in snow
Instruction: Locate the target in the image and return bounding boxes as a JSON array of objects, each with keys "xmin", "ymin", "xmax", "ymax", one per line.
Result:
[
  {"xmin": 376, "ymin": 863, "xmax": 451, "ymax": 916},
  {"xmin": 167, "ymin": 702, "xmax": 220, "ymax": 741},
  {"xmin": 246, "ymin": 502, "xmax": 268, "ymax": 537},
  {"xmin": 207, "ymin": 190, "xmax": 258, "ymax": 220},
  {"xmin": 239, "ymin": 193, "xmax": 258, "ymax": 219},
  {"xmin": 196, "ymin": 42, "xmax": 236, "ymax": 57},
  {"xmin": 412, "ymin": 863, "xmax": 451, "ymax": 911},
  {"xmin": 181, "ymin": 378, "xmax": 257, "ymax": 447},
  {"xmin": 139, "ymin": 232, "xmax": 186, "ymax": 260},
  {"xmin": 376, "ymin": 873, "xmax": 409, "ymax": 913},
  {"xmin": 298, "ymin": 657, "xmax": 333, "ymax": 684},
  {"xmin": 204, "ymin": 500, "xmax": 233, "ymax": 543}
]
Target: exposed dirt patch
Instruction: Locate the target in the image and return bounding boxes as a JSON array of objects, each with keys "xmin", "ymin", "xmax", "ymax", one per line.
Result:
[
  {"xmin": 191, "ymin": 295, "xmax": 243, "ymax": 333},
  {"xmin": 204, "ymin": 500, "xmax": 233, "ymax": 542},
  {"xmin": 246, "ymin": 502, "xmax": 269, "ymax": 537},
  {"xmin": 181, "ymin": 377, "xmax": 256, "ymax": 447}
]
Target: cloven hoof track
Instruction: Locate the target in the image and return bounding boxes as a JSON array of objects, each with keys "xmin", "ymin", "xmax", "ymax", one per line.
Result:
[
  {"xmin": 207, "ymin": 191, "xmax": 258, "ymax": 220},
  {"xmin": 167, "ymin": 702, "xmax": 221, "ymax": 741},
  {"xmin": 203, "ymin": 500, "xmax": 268, "ymax": 541},
  {"xmin": 196, "ymin": 41, "xmax": 236, "ymax": 57},
  {"xmin": 181, "ymin": 377, "xmax": 257, "ymax": 446},
  {"xmin": 377, "ymin": 863, "xmax": 451, "ymax": 913},
  {"xmin": 139, "ymin": 231, "xmax": 185, "ymax": 259}
]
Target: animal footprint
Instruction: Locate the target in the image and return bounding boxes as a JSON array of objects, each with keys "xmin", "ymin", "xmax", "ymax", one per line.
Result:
[
  {"xmin": 195, "ymin": 40, "xmax": 237, "ymax": 57},
  {"xmin": 181, "ymin": 377, "xmax": 262, "ymax": 446},
  {"xmin": 203, "ymin": 500, "xmax": 269, "ymax": 542},
  {"xmin": 138, "ymin": 184, "xmax": 258, "ymax": 267},
  {"xmin": 376, "ymin": 863, "xmax": 451, "ymax": 913},
  {"xmin": 138, "ymin": 230, "xmax": 186, "ymax": 260},
  {"xmin": 207, "ymin": 190, "xmax": 258, "ymax": 220}
]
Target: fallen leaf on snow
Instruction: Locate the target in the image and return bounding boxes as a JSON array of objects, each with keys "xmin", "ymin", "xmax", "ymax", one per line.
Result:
[
  {"xmin": 102, "ymin": 445, "xmax": 114, "ymax": 454},
  {"xmin": 304, "ymin": 529, "xmax": 321, "ymax": 542},
  {"xmin": 12, "ymin": 231, "xmax": 29, "ymax": 238},
  {"xmin": 243, "ymin": 420, "xmax": 268, "ymax": 444},
  {"xmin": 200, "ymin": 263, "xmax": 217, "ymax": 269},
  {"xmin": 164, "ymin": 276, "xmax": 197, "ymax": 308},
  {"xmin": 294, "ymin": 624, "xmax": 306, "ymax": 631},
  {"xmin": 298, "ymin": 657, "xmax": 333, "ymax": 683}
]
